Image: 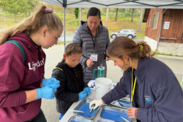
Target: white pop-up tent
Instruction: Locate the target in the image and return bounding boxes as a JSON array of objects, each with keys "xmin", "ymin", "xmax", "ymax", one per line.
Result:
[
  {"xmin": 40, "ymin": 0, "xmax": 183, "ymax": 45},
  {"xmin": 41, "ymin": 0, "xmax": 183, "ymax": 8}
]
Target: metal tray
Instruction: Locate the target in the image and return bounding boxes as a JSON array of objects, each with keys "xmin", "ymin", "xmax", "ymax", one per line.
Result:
[
  {"xmin": 68, "ymin": 115, "xmax": 93, "ymax": 122},
  {"xmin": 110, "ymin": 97, "xmax": 132, "ymax": 109},
  {"xmin": 97, "ymin": 120, "xmax": 109, "ymax": 122},
  {"xmin": 74, "ymin": 98, "xmax": 101, "ymax": 120},
  {"xmin": 100, "ymin": 105, "xmax": 131, "ymax": 122}
]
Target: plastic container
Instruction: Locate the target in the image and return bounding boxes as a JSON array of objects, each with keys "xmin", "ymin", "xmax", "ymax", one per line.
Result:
[{"xmin": 95, "ymin": 78, "xmax": 112, "ymax": 99}]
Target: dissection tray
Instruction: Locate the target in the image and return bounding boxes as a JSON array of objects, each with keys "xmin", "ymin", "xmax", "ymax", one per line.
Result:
[
  {"xmin": 110, "ymin": 97, "xmax": 132, "ymax": 109},
  {"xmin": 100, "ymin": 105, "xmax": 131, "ymax": 122},
  {"xmin": 74, "ymin": 98, "xmax": 100, "ymax": 119},
  {"xmin": 68, "ymin": 115, "xmax": 93, "ymax": 122}
]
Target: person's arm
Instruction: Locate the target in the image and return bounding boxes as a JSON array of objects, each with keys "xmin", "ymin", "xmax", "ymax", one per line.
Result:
[
  {"xmin": 89, "ymin": 72, "xmax": 129, "ymax": 109},
  {"xmin": 73, "ymin": 29, "xmax": 89, "ymax": 67},
  {"xmin": 102, "ymin": 75, "xmax": 129, "ymax": 104},
  {"xmin": 0, "ymin": 44, "xmax": 28, "ymax": 107},
  {"xmin": 25, "ymin": 90, "xmax": 37, "ymax": 103},
  {"xmin": 0, "ymin": 44, "xmax": 55, "ymax": 107},
  {"xmin": 0, "ymin": 27, "xmax": 14, "ymax": 45},
  {"xmin": 138, "ymin": 84, "xmax": 183, "ymax": 122},
  {"xmin": 52, "ymin": 69, "xmax": 79, "ymax": 102}
]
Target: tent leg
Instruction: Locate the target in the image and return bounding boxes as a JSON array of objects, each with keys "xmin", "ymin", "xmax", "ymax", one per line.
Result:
[{"xmin": 64, "ymin": 7, "xmax": 66, "ymax": 48}]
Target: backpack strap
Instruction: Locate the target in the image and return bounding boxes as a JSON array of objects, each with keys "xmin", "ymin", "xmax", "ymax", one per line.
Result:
[{"xmin": 4, "ymin": 40, "xmax": 26, "ymax": 62}]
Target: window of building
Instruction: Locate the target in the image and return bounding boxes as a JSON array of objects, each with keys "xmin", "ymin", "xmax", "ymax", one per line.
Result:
[
  {"xmin": 152, "ymin": 12, "xmax": 159, "ymax": 29},
  {"xmin": 149, "ymin": 19, "xmax": 151, "ymax": 27}
]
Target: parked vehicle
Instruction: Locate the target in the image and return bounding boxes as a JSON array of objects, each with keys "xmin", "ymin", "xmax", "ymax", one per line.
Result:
[{"xmin": 110, "ymin": 29, "xmax": 136, "ymax": 39}]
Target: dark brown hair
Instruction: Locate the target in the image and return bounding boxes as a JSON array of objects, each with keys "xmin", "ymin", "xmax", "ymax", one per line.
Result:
[
  {"xmin": 107, "ymin": 36, "xmax": 155, "ymax": 60},
  {"xmin": 12, "ymin": 5, "xmax": 63, "ymax": 36},
  {"xmin": 87, "ymin": 7, "xmax": 101, "ymax": 19},
  {"xmin": 62, "ymin": 43, "xmax": 83, "ymax": 62}
]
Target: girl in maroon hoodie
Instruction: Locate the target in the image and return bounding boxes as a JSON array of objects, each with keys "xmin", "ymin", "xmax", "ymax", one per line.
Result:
[{"xmin": 0, "ymin": 5, "xmax": 63, "ymax": 122}]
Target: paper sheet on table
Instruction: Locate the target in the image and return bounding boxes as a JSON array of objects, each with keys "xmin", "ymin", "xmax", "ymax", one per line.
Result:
[{"xmin": 87, "ymin": 80, "xmax": 117, "ymax": 90}]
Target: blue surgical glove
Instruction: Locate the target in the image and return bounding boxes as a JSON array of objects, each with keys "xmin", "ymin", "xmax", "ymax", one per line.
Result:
[
  {"xmin": 84, "ymin": 87, "xmax": 91, "ymax": 95},
  {"xmin": 36, "ymin": 86, "xmax": 55, "ymax": 100},
  {"xmin": 78, "ymin": 91, "xmax": 87, "ymax": 101},
  {"xmin": 42, "ymin": 77, "xmax": 60, "ymax": 92}
]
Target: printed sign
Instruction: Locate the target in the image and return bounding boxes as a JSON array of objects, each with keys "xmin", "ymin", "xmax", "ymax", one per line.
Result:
[{"xmin": 164, "ymin": 21, "xmax": 170, "ymax": 29}]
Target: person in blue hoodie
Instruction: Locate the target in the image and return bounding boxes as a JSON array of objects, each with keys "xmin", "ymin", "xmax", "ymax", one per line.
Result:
[{"xmin": 89, "ymin": 36, "xmax": 183, "ymax": 122}]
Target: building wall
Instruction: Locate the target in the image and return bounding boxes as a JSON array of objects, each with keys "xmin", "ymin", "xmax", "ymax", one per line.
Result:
[
  {"xmin": 145, "ymin": 9, "xmax": 163, "ymax": 41},
  {"xmin": 144, "ymin": 36, "xmax": 157, "ymax": 51},
  {"xmin": 144, "ymin": 36, "xmax": 183, "ymax": 55},
  {"xmin": 158, "ymin": 42, "xmax": 183, "ymax": 56},
  {"xmin": 144, "ymin": 9, "xmax": 183, "ymax": 55},
  {"xmin": 161, "ymin": 9, "xmax": 183, "ymax": 43}
]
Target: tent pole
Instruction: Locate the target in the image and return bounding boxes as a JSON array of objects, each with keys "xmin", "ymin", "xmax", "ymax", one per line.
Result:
[{"xmin": 64, "ymin": 7, "xmax": 66, "ymax": 48}]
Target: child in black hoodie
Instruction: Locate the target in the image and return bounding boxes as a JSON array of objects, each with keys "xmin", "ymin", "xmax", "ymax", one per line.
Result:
[{"xmin": 52, "ymin": 42, "xmax": 91, "ymax": 120}]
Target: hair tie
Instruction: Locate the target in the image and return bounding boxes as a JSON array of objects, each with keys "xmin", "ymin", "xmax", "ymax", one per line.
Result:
[
  {"xmin": 45, "ymin": 7, "xmax": 53, "ymax": 13},
  {"xmin": 139, "ymin": 45, "xmax": 143, "ymax": 52}
]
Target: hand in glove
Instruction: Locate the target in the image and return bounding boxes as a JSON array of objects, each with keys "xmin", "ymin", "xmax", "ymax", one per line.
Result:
[
  {"xmin": 83, "ymin": 87, "xmax": 91, "ymax": 95},
  {"xmin": 89, "ymin": 99, "xmax": 104, "ymax": 109},
  {"xmin": 78, "ymin": 91, "xmax": 87, "ymax": 101},
  {"xmin": 36, "ymin": 86, "xmax": 55, "ymax": 100},
  {"xmin": 42, "ymin": 77, "xmax": 60, "ymax": 92}
]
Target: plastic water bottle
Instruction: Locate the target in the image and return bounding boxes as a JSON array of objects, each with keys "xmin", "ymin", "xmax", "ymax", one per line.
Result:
[{"xmin": 181, "ymin": 76, "xmax": 183, "ymax": 90}]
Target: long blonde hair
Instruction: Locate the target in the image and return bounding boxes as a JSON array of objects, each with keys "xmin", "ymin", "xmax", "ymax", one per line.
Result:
[
  {"xmin": 12, "ymin": 5, "xmax": 63, "ymax": 36},
  {"xmin": 107, "ymin": 36, "xmax": 155, "ymax": 60}
]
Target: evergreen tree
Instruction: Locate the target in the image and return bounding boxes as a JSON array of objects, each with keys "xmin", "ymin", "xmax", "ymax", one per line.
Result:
[{"xmin": 74, "ymin": 8, "xmax": 79, "ymax": 19}]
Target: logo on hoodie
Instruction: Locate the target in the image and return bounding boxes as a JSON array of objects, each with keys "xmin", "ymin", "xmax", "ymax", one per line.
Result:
[
  {"xmin": 145, "ymin": 95, "xmax": 152, "ymax": 104},
  {"xmin": 28, "ymin": 58, "xmax": 44, "ymax": 71}
]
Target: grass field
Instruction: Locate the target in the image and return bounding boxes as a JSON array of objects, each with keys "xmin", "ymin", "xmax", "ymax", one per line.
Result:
[{"xmin": 0, "ymin": 9, "xmax": 146, "ymax": 37}]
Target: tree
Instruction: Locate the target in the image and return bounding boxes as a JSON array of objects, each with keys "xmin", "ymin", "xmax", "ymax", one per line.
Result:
[
  {"xmin": 44, "ymin": 3, "xmax": 54, "ymax": 9},
  {"xmin": 0, "ymin": 0, "xmax": 38, "ymax": 22},
  {"xmin": 53, "ymin": 5, "xmax": 63, "ymax": 11},
  {"xmin": 27, "ymin": 0, "xmax": 39, "ymax": 16},
  {"xmin": 74, "ymin": 8, "xmax": 79, "ymax": 19},
  {"xmin": 138, "ymin": 9, "xmax": 143, "ymax": 30},
  {"xmin": 105, "ymin": 8, "xmax": 109, "ymax": 28},
  {"xmin": 131, "ymin": 8, "xmax": 135, "ymax": 22},
  {"xmin": 80, "ymin": 8, "xmax": 82, "ymax": 23},
  {"xmin": 115, "ymin": 8, "xmax": 118, "ymax": 21}
]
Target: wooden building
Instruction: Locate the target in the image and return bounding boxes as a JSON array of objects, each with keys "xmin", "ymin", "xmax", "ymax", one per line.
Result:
[{"xmin": 143, "ymin": 9, "xmax": 183, "ymax": 51}]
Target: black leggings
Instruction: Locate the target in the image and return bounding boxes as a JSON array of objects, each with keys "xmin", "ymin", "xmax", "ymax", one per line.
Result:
[{"xmin": 25, "ymin": 109, "xmax": 47, "ymax": 122}]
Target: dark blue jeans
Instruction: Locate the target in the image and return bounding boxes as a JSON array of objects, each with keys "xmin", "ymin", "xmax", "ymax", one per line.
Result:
[{"xmin": 25, "ymin": 109, "xmax": 46, "ymax": 122}]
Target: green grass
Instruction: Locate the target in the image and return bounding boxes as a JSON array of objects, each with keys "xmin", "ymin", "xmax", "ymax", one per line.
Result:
[
  {"xmin": 57, "ymin": 41, "xmax": 72, "ymax": 45},
  {"xmin": 0, "ymin": 9, "xmax": 146, "ymax": 37},
  {"xmin": 153, "ymin": 50, "xmax": 183, "ymax": 57},
  {"xmin": 0, "ymin": 11, "xmax": 28, "ymax": 29}
]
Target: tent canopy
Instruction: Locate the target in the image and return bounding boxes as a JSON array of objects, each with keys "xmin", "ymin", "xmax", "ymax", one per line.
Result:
[{"xmin": 41, "ymin": 0, "xmax": 183, "ymax": 8}]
